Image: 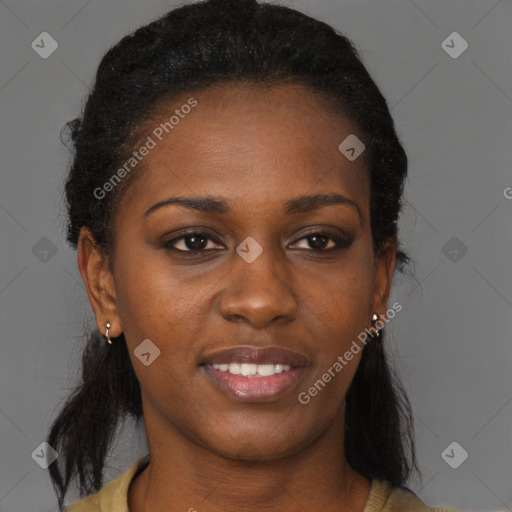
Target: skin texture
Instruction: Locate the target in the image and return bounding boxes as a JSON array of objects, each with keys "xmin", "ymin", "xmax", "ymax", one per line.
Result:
[{"xmin": 78, "ymin": 83, "xmax": 397, "ymax": 512}]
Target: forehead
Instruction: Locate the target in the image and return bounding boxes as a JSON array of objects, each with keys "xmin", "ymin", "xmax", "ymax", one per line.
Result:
[{"xmin": 118, "ymin": 82, "xmax": 370, "ymax": 218}]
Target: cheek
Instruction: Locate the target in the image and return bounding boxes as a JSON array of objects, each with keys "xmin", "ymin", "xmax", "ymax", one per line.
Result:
[
  {"xmin": 297, "ymin": 248, "xmax": 375, "ymax": 337},
  {"xmin": 293, "ymin": 271, "xmax": 372, "ymax": 415},
  {"xmin": 291, "ymin": 248, "xmax": 375, "ymax": 404},
  {"xmin": 113, "ymin": 261, "xmax": 198, "ymax": 412},
  {"xmin": 112, "ymin": 245, "xmax": 214, "ymax": 393},
  {"xmin": 112, "ymin": 240, "xmax": 193, "ymax": 337}
]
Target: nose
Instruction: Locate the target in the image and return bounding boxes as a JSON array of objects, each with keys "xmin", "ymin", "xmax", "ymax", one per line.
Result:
[{"xmin": 219, "ymin": 246, "xmax": 298, "ymax": 328}]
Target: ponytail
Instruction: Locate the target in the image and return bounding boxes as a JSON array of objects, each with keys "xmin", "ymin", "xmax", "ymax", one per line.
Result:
[
  {"xmin": 344, "ymin": 330, "xmax": 419, "ymax": 486},
  {"xmin": 47, "ymin": 330, "xmax": 141, "ymax": 508}
]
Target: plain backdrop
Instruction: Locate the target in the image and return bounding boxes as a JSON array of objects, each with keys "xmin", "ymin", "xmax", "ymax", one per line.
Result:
[{"xmin": 0, "ymin": 1, "xmax": 511, "ymax": 511}]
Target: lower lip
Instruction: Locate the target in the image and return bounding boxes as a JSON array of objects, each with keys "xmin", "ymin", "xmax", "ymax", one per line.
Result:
[{"xmin": 201, "ymin": 365, "xmax": 306, "ymax": 402}]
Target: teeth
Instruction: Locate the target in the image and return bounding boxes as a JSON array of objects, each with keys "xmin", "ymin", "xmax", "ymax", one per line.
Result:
[
  {"xmin": 228, "ymin": 363, "xmax": 241, "ymax": 375},
  {"xmin": 211, "ymin": 363, "xmax": 293, "ymax": 377},
  {"xmin": 256, "ymin": 364, "xmax": 275, "ymax": 376},
  {"xmin": 240, "ymin": 363, "xmax": 257, "ymax": 376}
]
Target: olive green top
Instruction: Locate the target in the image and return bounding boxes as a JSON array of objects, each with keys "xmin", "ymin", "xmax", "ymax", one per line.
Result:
[{"xmin": 62, "ymin": 455, "xmax": 464, "ymax": 512}]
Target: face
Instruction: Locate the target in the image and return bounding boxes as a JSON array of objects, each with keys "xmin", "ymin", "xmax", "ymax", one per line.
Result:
[{"xmin": 79, "ymin": 83, "xmax": 396, "ymax": 461}]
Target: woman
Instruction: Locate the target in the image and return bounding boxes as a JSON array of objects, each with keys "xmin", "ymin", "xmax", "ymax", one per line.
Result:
[{"xmin": 47, "ymin": 0, "xmax": 464, "ymax": 510}]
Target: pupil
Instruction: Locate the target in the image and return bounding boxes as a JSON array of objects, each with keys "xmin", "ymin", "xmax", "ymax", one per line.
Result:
[
  {"xmin": 309, "ymin": 234, "xmax": 327, "ymax": 249},
  {"xmin": 187, "ymin": 235, "xmax": 207, "ymax": 250}
]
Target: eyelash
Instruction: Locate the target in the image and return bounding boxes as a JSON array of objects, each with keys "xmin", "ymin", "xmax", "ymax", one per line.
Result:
[{"xmin": 162, "ymin": 229, "xmax": 352, "ymax": 254}]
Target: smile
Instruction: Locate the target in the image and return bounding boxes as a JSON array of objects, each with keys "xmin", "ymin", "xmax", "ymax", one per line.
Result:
[
  {"xmin": 210, "ymin": 362, "xmax": 292, "ymax": 377},
  {"xmin": 201, "ymin": 363, "xmax": 308, "ymax": 402},
  {"xmin": 200, "ymin": 345, "xmax": 310, "ymax": 402}
]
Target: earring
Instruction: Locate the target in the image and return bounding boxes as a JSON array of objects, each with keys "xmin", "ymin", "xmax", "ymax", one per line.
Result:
[
  {"xmin": 371, "ymin": 314, "xmax": 381, "ymax": 338},
  {"xmin": 105, "ymin": 322, "xmax": 112, "ymax": 344}
]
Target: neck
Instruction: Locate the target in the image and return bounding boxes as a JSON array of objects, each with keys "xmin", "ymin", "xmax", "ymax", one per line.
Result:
[{"xmin": 128, "ymin": 408, "xmax": 371, "ymax": 512}]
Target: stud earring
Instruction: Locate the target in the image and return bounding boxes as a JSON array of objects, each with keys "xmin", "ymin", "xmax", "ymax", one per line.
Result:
[{"xmin": 105, "ymin": 322, "xmax": 112, "ymax": 344}]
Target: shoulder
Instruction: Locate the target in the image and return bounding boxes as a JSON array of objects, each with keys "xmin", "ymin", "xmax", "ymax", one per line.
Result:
[
  {"xmin": 61, "ymin": 455, "xmax": 150, "ymax": 512},
  {"xmin": 366, "ymin": 480, "xmax": 465, "ymax": 512}
]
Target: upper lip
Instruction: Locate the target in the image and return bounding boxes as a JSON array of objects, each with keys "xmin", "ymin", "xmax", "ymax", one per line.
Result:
[{"xmin": 200, "ymin": 345, "xmax": 310, "ymax": 367}]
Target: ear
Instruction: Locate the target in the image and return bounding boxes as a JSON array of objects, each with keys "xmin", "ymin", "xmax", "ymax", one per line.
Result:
[
  {"xmin": 77, "ymin": 227, "xmax": 122, "ymax": 337},
  {"xmin": 371, "ymin": 238, "xmax": 397, "ymax": 319}
]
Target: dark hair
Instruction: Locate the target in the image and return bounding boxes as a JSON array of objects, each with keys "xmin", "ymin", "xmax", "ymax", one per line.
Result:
[{"xmin": 49, "ymin": 0, "xmax": 418, "ymax": 507}]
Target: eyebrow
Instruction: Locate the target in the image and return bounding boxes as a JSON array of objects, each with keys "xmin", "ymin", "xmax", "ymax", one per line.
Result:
[{"xmin": 143, "ymin": 192, "xmax": 363, "ymax": 224}]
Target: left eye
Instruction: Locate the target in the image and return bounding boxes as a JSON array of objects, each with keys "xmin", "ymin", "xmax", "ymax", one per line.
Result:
[
  {"xmin": 164, "ymin": 230, "xmax": 351, "ymax": 253},
  {"xmin": 289, "ymin": 232, "xmax": 351, "ymax": 251}
]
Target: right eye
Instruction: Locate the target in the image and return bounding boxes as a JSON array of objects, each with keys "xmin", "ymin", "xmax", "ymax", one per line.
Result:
[{"xmin": 163, "ymin": 231, "xmax": 224, "ymax": 253}]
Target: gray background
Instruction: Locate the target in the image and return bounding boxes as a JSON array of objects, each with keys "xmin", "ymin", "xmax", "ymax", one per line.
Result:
[{"xmin": 0, "ymin": 0, "xmax": 511, "ymax": 511}]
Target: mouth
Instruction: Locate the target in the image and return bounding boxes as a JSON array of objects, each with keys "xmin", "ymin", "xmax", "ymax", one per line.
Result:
[{"xmin": 199, "ymin": 345, "xmax": 310, "ymax": 402}]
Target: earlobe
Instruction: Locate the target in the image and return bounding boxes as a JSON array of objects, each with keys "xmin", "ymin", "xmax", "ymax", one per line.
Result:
[{"xmin": 77, "ymin": 227, "xmax": 122, "ymax": 337}]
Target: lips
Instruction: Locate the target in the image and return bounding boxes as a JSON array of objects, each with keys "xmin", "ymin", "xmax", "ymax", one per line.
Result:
[
  {"xmin": 200, "ymin": 345, "xmax": 310, "ymax": 402},
  {"xmin": 200, "ymin": 345, "xmax": 310, "ymax": 367}
]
